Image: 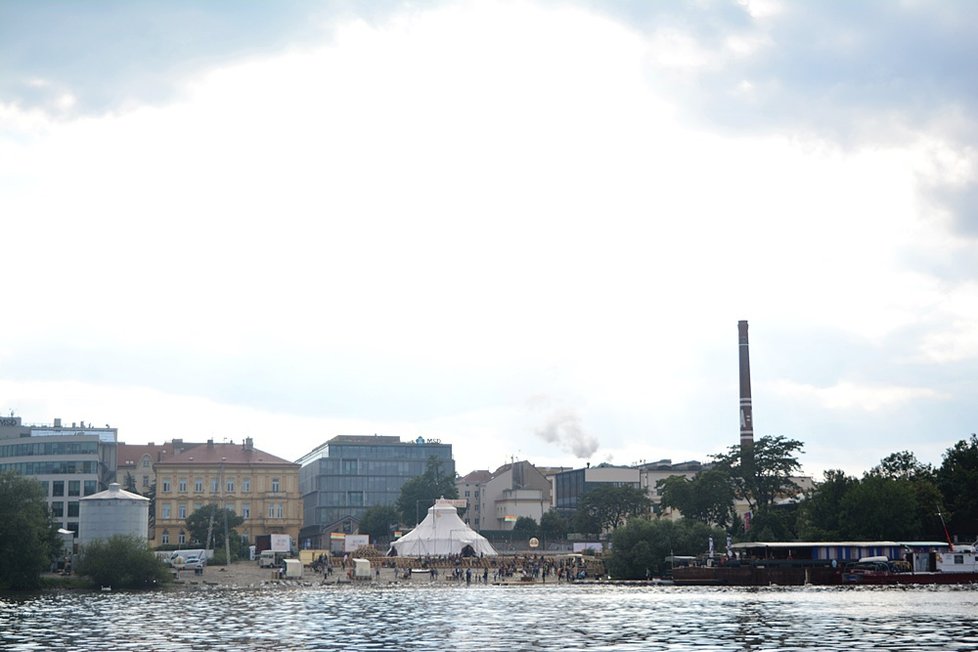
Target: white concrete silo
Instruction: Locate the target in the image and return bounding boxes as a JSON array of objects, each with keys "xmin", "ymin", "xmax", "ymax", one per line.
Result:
[{"xmin": 78, "ymin": 483, "xmax": 150, "ymax": 547}]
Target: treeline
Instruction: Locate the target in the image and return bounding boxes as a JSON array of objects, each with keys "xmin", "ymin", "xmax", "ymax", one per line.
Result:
[{"xmin": 607, "ymin": 433, "xmax": 978, "ymax": 579}]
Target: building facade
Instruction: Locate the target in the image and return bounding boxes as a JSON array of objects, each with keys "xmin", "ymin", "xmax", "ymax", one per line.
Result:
[
  {"xmin": 298, "ymin": 435, "xmax": 454, "ymax": 548},
  {"xmin": 457, "ymin": 461, "xmax": 554, "ymax": 531},
  {"xmin": 152, "ymin": 438, "xmax": 300, "ymax": 548},
  {"xmin": 0, "ymin": 416, "xmax": 118, "ymax": 538},
  {"xmin": 553, "ymin": 463, "xmax": 642, "ymax": 515}
]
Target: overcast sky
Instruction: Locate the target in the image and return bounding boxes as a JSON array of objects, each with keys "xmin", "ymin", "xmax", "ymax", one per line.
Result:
[{"xmin": 2, "ymin": 1, "xmax": 977, "ymax": 479}]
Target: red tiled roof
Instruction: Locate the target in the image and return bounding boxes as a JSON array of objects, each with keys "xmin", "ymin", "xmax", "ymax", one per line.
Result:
[
  {"xmin": 156, "ymin": 441, "xmax": 297, "ymax": 467},
  {"xmin": 459, "ymin": 470, "xmax": 492, "ymax": 483},
  {"xmin": 117, "ymin": 441, "xmax": 203, "ymax": 468}
]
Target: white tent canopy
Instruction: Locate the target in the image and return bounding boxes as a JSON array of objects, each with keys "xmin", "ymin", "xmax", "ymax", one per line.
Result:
[{"xmin": 389, "ymin": 499, "xmax": 497, "ymax": 557}]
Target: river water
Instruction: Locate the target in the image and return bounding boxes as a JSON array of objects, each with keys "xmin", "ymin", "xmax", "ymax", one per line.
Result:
[{"xmin": 2, "ymin": 584, "xmax": 977, "ymax": 651}]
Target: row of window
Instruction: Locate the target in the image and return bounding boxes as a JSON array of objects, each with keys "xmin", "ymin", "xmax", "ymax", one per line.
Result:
[
  {"xmin": 49, "ymin": 500, "xmax": 81, "ymax": 518},
  {"xmin": 0, "ymin": 461, "xmax": 98, "ymax": 475},
  {"xmin": 0, "ymin": 441, "xmax": 99, "ymax": 458},
  {"xmin": 38, "ymin": 479, "xmax": 98, "ymax": 497},
  {"xmin": 160, "ymin": 529, "xmax": 255, "ymax": 546},
  {"xmin": 159, "ymin": 477, "xmax": 281, "ymax": 494},
  {"xmin": 158, "ymin": 502, "xmax": 286, "ymax": 520}
]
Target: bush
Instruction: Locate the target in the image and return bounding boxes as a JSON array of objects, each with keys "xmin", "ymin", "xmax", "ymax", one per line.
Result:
[
  {"xmin": 606, "ymin": 518, "xmax": 726, "ymax": 579},
  {"xmin": 76, "ymin": 535, "xmax": 171, "ymax": 589}
]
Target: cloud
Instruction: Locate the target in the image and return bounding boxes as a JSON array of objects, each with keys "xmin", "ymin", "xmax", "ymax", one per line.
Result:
[{"xmin": 769, "ymin": 379, "xmax": 944, "ymax": 412}]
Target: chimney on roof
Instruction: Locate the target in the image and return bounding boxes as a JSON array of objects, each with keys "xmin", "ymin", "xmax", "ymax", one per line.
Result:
[
  {"xmin": 244, "ymin": 437, "xmax": 253, "ymax": 451},
  {"xmin": 54, "ymin": 418, "xmax": 62, "ymax": 428},
  {"xmin": 207, "ymin": 439, "xmax": 214, "ymax": 448}
]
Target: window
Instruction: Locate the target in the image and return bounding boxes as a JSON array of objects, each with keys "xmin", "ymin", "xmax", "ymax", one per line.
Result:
[
  {"xmin": 161, "ymin": 530, "xmax": 170, "ymax": 545},
  {"xmin": 162, "ymin": 480, "xmax": 171, "ymax": 493},
  {"xmin": 67, "ymin": 501, "xmax": 79, "ymax": 517},
  {"xmin": 347, "ymin": 491, "xmax": 363, "ymax": 507},
  {"xmin": 276, "ymin": 503, "xmax": 284, "ymax": 518},
  {"xmin": 178, "ymin": 504, "xmax": 186, "ymax": 519},
  {"xmin": 226, "ymin": 479, "xmax": 235, "ymax": 493},
  {"xmin": 242, "ymin": 503, "xmax": 250, "ymax": 519},
  {"xmin": 52, "ymin": 481, "xmax": 64, "ymax": 497},
  {"xmin": 178, "ymin": 531, "xmax": 186, "ymax": 545},
  {"xmin": 242, "ymin": 478, "xmax": 251, "ymax": 493},
  {"xmin": 271, "ymin": 478, "xmax": 280, "ymax": 493},
  {"xmin": 83, "ymin": 480, "xmax": 97, "ymax": 496},
  {"xmin": 68, "ymin": 480, "xmax": 80, "ymax": 497},
  {"xmin": 268, "ymin": 503, "xmax": 275, "ymax": 518},
  {"xmin": 162, "ymin": 504, "xmax": 171, "ymax": 519},
  {"xmin": 341, "ymin": 459, "xmax": 357, "ymax": 474},
  {"xmin": 51, "ymin": 501, "xmax": 64, "ymax": 517},
  {"xmin": 142, "ymin": 475, "xmax": 149, "ymax": 488},
  {"xmin": 210, "ymin": 479, "xmax": 218, "ymax": 493},
  {"xmin": 195, "ymin": 478, "xmax": 203, "ymax": 493},
  {"xmin": 142, "ymin": 456, "xmax": 150, "ymax": 468},
  {"xmin": 178, "ymin": 479, "xmax": 187, "ymax": 493},
  {"xmin": 465, "ymin": 491, "xmax": 470, "ymax": 497}
]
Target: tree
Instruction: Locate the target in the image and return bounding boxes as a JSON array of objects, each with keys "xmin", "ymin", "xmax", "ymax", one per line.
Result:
[
  {"xmin": 838, "ymin": 474, "xmax": 919, "ymax": 540},
  {"xmin": 395, "ymin": 456, "xmax": 459, "ymax": 526},
  {"xmin": 358, "ymin": 505, "xmax": 401, "ymax": 543},
  {"xmin": 937, "ymin": 434, "xmax": 978, "ymax": 538},
  {"xmin": 0, "ymin": 470, "xmax": 58, "ymax": 590},
  {"xmin": 606, "ymin": 517, "xmax": 725, "ymax": 579},
  {"xmin": 713, "ymin": 435, "xmax": 804, "ymax": 514},
  {"xmin": 576, "ymin": 485, "xmax": 652, "ymax": 534},
  {"xmin": 539, "ymin": 509, "xmax": 568, "ymax": 541},
  {"xmin": 76, "ymin": 535, "xmax": 171, "ymax": 589},
  {"xmin": 868, "ymin": 451, "xmax": 944, "ymax": 539},
  {"xmin": 657, "ymin": 468, "xmax": 736, "ymax": 528},
  {"xmin": 513, "ymin": 516, "xmax": 538, "ymax": 536},
  {"xmin": 798, "ymin": 469, "xmax": 857, "ymax": 540},
  {"xmin": 185, "ymin": 504, "xmax": 244, "ymax": 552}
]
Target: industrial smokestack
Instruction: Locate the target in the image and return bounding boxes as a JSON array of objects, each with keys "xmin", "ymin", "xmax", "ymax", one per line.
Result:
[{"xmin": 738, "ymin": 320, "xmax": 754, "ymax": 464}]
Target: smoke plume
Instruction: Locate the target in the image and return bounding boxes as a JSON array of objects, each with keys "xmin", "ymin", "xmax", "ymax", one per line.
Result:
[{"xmin": 534, "ymin": 407, "xmax": 599, "ymax": 459}]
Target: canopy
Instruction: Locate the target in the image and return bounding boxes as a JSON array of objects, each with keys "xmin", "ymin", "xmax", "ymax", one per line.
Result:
[{"xmin": 389, "ymin": 500, "xmax": 497, "ymax": 557}]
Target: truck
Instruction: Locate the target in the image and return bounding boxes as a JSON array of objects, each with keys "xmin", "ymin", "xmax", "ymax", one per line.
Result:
[{"xmin": 254, "ymin": 534, "xmax": 292, "ymax": 554}]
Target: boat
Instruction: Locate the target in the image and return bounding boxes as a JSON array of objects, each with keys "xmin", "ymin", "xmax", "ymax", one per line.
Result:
[
  {"xmin": 672, "ymin": 540, "xmax": 978, "ymax": 586},
  {"xmin": 841, "ymin": 542, "xmax": 978, "ymax": 585}
]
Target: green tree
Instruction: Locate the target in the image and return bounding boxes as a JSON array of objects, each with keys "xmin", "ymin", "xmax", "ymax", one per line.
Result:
[
  {"xmin": 657, "ymin": 468, "xmax": 736, "ymax": 528},
  {"xmin": 713, "ymin": 435, "xmax": 804, "ymax": 516},
  {"xmin": 358, "ymin": 505, "xmax": 401, "ymax": 542},
  {"xmin": 868, "ymin": 451, "xmax": 944, "ymax": 539},
  {"xmin": 395, "ymin": 456, "xmax": 459, "ymax": 526},
  {"xmin": 937, "ymin": 434, "xmax": 978, "ymax": 537},
  {"xmin": 513, "ymin": 516, "xmax": 538, "ymax": 536},
  {"xmin": 76, "ymin": 535, "xmax": 171, "ymax": 589},
  {"xmin": 839, "ymin": 474, "xmax": 919, "ymax": 539},
  {"xmin": 576, "ymin": 485, "xmax": 652, "ymax": 534},
  {"xmin": 539, "ymin": 509, "xmax": 568, "ymax": 541},
  {"xmin": 185, "ymin": 504, "xmax": 244, "ymax": 552},
  {"xmin": 606, "ymin": 517, "xmax": 725, "ymax": 579},
  {"xmin": 798, "ymin": 469, "xmax": 857, "ymax": 540},
  {"xmin": 0, "ymin": 470, "xmax": 58, "ymax": 590}
]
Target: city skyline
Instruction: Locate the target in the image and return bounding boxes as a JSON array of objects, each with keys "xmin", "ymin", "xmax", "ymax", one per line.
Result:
[{"xmin": 2, "ymin": 2, "xmax": 977, "ymax": 480}]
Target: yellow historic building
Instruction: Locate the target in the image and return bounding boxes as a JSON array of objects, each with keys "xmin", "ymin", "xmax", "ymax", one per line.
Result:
[{"xmin": 151, "ymin": 438, "xmax": 300, "ymax": 548}]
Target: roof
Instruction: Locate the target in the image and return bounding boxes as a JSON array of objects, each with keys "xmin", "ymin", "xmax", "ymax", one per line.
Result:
[
  {"xmin": 459, "ymin": 470, "xmax": 492, "ymax": 483},
  {"xmin": 157, "ymin": 441, "xmax": 297, "ymax": 467},
  {"xmin": 118, "ymin": 440, "xmax": 205, "ymax": 467},
  {"xmin": 733, "ymin": 541, "xmax": 951, "ymax": 549},
  {"xmin": 81, "ymin": 482, "xmax": 149, "ymax": 502}
]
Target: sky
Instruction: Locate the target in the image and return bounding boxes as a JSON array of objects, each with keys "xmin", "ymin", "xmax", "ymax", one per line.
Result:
[{"xmin": 2, "ymin": 1, "xmax": 977, "ymax": 480}]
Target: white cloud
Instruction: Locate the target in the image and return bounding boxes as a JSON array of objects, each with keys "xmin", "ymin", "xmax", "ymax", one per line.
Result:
[
  {"xmin": 768, "ymin": 379, "xmax": 944, "ymax": 412},
  {"xmin": 1, "ymin": 1, "xmax": 977, "ymax": 478}
]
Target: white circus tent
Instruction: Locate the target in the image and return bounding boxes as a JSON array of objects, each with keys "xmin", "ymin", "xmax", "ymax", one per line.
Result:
[{"xmin": 389, "ymin": 499, "xmax": 497, "ymax": 557}]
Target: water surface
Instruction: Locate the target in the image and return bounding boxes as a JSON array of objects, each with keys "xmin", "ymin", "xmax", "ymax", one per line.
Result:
[{"xmin": 3, "ymin": 584, "xmax": 977, "ymax": 650}]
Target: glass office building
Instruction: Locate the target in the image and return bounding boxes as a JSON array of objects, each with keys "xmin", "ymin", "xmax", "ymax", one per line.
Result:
[
  {"xmin": 298, "ymin": 435, "xmax": 454, "ymax": 548},
  {"xmin": 0, "ymin": 416, "xmax": 118, "ymax": 537}
]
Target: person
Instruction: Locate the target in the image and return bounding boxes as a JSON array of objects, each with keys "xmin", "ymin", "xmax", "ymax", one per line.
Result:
[{"xmin": 465, "ymin": 567, "xmax": 472, "ymax": 585}]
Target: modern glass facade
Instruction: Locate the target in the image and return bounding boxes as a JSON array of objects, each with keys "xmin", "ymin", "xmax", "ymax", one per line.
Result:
[
  {"xmin": 298, "ymin": 435, "xmax": 454, "ymax": 547},
  {"xmin": 0, "ymin": 417, "xmax": 118, "ymax": 537}
]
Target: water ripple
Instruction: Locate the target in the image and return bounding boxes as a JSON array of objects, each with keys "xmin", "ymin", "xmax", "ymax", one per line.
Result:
[{"xmin": 1, "ymin": 584, "xmax": 977, "ymax": 651}]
